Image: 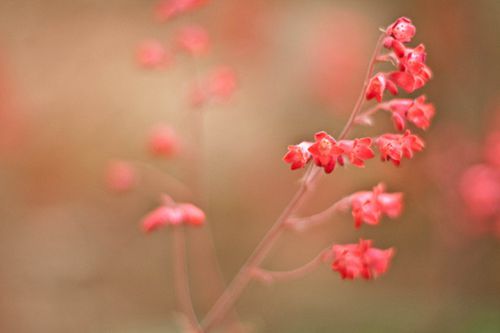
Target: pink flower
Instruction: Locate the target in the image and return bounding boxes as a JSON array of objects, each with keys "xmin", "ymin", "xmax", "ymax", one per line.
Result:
[
  {"xmin": 179, "ymin": 203, "xmax": 206, "ymax": 226},
  {"xmin": 366, "ymin": 73, "xmax": 397, "ymax": 102},
  {"xmin": 459, "ymin": 164, "xmax": 500, "ymax": 220},
  {"xmin": 389, "ymin": 44, "xmax": 432, "ymax": 93},
  {"xmin": 387, "ymin": 95, "xmax": 436, "ymax": 130},
  {"xmin": 175, "ymin": 25, "xmax": 210, "ymax": 55},
  {"xmin": 141, "ymin": 196, "xmax": 206, "ymax": 232},
  {"xmin": 283, "ymin": 141, "xmax": 312, "ymax": 170},
  {"xmin": 385, "ymin": 17, "xmax": 416, "ymax": 43},
  {"xmin": 350, "ymin": 183, "xmax": 403, "ymax": 228},
  {"xmin": 190, "ymin": 66, "xmax": 237, "ymax": 108},
  {"xmin": 376, "ymin": 130, "xmax": 425, "ymax": 166},
  {"xmin": 308, "ymin": 131, "xmax": 344, "ymax": 173},
  {"xmin": 155, "ymin": 0, "xmax": 209, "ymax": 22},
  {"xmin": 331, "ymin": 239, "xmax": 394, "ymax": 280},
  {"xmin": 136, "ymin": 40, "xmax": 172, "ymax": 69},
  {"xmin": 338, "ymin": 138, "xmax": 375, "ymax": 167},
  {"xmin": 148, "ymin": 125, "xmax": 180, "ymax": 158},
  {"xmin": 105, "ymin": 160, "xmax": 137, "ymax": 193}
]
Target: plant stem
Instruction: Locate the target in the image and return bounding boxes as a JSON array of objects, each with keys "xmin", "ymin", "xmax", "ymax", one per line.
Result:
[
  {"xmin": 172, "ymin": 227, "xmax": 202, "ymax": 332},
  {"xmin": 201, "ymin": 32, "xmax": 386, "ymax": 332},
  {"xmin": 251, "ymin": 247, "xmax": 334, "ymax": 283}
]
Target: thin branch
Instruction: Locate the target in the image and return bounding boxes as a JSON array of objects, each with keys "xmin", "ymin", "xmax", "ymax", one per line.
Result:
[
  {"xmin": 286, "ymin": 195, "xmax": 351, "ymax": 231},
  {"xmin": 251, "ymin": 247, "xmax": 334, "ymax": 284},
  {"xmin": 172, "ymin": 227, "xmax": 202, "ymax": 332},
  {"xmin": 201, "ymin": 32, "xmax": 386, "ymax": 333}
]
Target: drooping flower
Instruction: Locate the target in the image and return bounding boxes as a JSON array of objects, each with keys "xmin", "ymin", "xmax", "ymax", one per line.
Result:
[
  {"xmin": 148, "ymin": 125, "xmax": 180, "ymax": 158},
  {"xmin": 385, "ymin": 17, "xmax": 416, "ymax": 43},
  {"xmin": 106, "ymin": 160, "xmax": 137, "ymax": 193},
  {"xmin": 283, "ymin": 141, "xmax": 312, "ymax": 170},
  {"xmin": 350, "ymin": 183, "xmax": 403, "ymax": 228},
  {"xmin": 136, "ymin": 40, "xmax": 172, "ymax": 69},
  {"xmin": 338, "ymin": 138, "xmax": 375, "ymax": 167},
  {"xmin": 387, "ymin": 95, "xmax": 436, "ymax": 130},
  {"xmin": 141, "ymin": 195, "xmax": 206, "ymax": 232},
  {"xmin": 331, "ymin": 239, "xmax": 394, "ymax": 280},
  {"xmin": 308, "ymin": 131, "xmax": 344, "ymax": 173},
  {"xmin": 175, "ymin": 25, "xmax": 210, "ymax": 55},
  {"xmin": 366, "ymin": 73, "xmax": 397, "ymax": 102},
  {"xmin": 376, "ymin": 130, "xmax": 425, "ymax": 166},
  {"xmin": 389, "ymin": 44, "xmax": 432, "ymax": 93}
]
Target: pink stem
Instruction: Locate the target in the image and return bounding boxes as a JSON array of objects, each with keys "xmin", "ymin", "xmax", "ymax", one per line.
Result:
[
  {"xmin": 201, "ymin": 32, "xmax": 386, "ymax": 332},
  {"xmin": 251, "ymin": 247, "xmax": 334, "ymax": 283},
  {"xmin": 286, "ymin": 195, "xmax": 351, "ymax": 231},
  {"xmin": 172, "ymin": 227, "xmax": 202, "ymax": 332}
]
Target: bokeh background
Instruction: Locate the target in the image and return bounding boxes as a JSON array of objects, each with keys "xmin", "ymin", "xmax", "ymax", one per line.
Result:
[{"xmin": 0, "ymin": 0, "xmax": 499, "ymax": 332}]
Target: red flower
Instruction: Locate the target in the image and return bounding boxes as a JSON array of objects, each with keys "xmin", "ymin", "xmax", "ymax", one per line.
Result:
[
  {"xmin": 338, "ymin": 138, "xmax": 375, "ymax": 167},
  {"xmin": 175, "ymin": 25, "xmax": 210, "ymax": 55},
  {"xmin": 283, "ymin": 141, "xmax": 312, "ymax": 170},
  {"xmin": 141, "ymin": 197, "xmax": 206, "ymax": 232},
  {"xmin": 350, "ymin": 183, "xmax": 403, "ymax": 228},
  {"xmin": 190, "ymin": 66, "xmax": 237, "ymax": 108},
  {"xmin": 385, "ymin": 17, "xmax": 416, "ymax": 43},
  {"xmin": 148, "ymin": 125, "xmax": 180, "ymax": 158},
  {"xmin": 106, "ymin": 160, "xmax": 137, "ymax": 193},
  {"xmin": 308, "ymin": 131, "xmax": 344, "ymax": 173},
  {"xmin": 331, "ymin": 239, "xmax": 394, "ymax": 280},
  {"xmin": 136, "ymin": 40, "xmax": 172, "ymax": 69},
  {"xmin": 366, "ymin": 73, "xmax": 397, "ymax": 102},
  {"xmin": 390, "ymin": 44, "xmax": 432, "ymax": 93},
  {"xmin": 376, "ymin": 130, "xmax": 425, "ymax": 166},
  {"xmin": 387, "ymin": 95, "xmax": 435, "ymax": 130}
]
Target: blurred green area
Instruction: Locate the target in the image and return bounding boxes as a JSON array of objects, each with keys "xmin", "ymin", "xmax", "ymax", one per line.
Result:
[{"xmin": 0, "ymin": 0, "xmax": 498, "ymax": 332}]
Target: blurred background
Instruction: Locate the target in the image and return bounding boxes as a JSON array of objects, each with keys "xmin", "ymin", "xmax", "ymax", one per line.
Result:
[{"xmin": 0, "ymin": 0, "xmax": 499, "ymax": 332}]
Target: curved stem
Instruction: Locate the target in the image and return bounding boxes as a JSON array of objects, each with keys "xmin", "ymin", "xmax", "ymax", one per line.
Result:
[
  {"xmin": 172, "ymin": 227, "xmax": 202, "ymax": 332},
  {"xmin": 286, "ymin": 195, "xmax": 351, "ymax": 231},
  {"xmin": 251, "ymin": 247, "xmax": 333, "ymax": 284},
  {"xmin": 355, "ymin": 102, "xmax": 390, "ymax": 125},
  {"xmin": 338, "ymin": 33, "xmax": 386, "ymax": 140},
  {"xmin": 201, "ymin": 32, "xmax": 386, "ymax": 333}
]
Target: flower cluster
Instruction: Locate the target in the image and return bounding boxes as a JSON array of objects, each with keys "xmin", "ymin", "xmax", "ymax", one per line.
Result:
[
  {"xmin": 349, "ymin": 183, "xmax": 403, "ymax": 228},
  {"xmin": 367, "ymin": 17, "xmax": 432, "ymax": 101},
  {"xmin": 141, "ymin": 195, "xmax": 206, "ymax": 232},
  {"xmin": 331, "ymin": 239, "xmax": 394, "ymax": 280},
  {"xmin": 376, "ymin": 130, "xmax": 425, "ymax": 166}
]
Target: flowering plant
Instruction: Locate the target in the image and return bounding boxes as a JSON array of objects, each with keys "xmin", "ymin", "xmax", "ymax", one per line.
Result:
[{"xmin": 107, "ymin": 4, "xmax": 435, "ymax": 331}]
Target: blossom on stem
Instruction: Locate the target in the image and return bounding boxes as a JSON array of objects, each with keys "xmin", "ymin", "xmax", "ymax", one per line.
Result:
[
  {"xmin": 387, "ymin": 95, "xmax": 436, "ymax": 130},
  {"xmin": 331, "ymin": 239, "xmax": 394, "ymax": 280},
  {"xmin": 283, "ymin": 141, "xmax": 312, "ymax": 170},
  {"xmin": 141, "ymin": 196, "xmax": 206, "ymax": 232},
  {"xmin": 175, "ymin": 25, "xmax": 210, "ymax": 56},
  {"xmin": 349, "ymin": 183, "xmax": 403, "ymax": 228},
  {"xmin": 366, "ymin": 73, "xmax": 398, "ymax": 102},
  {"xmin": 148, "ymin": 125, "xmax": 180, "ymax": 158},
  {"xmin": 389, "ymin": 44, "xmax": 432, "ymax": 93},
  {"xmin": 376, "ymin": 130, "xmax": 425, "ymax": 166},
  {"xmin": 308, "ymin": 131, "xmax": 344, "ymax": 173},
  {"xmin": 338, "ymin": 138, "xmax": 375, "ymax": 167},
  {"xmin": 385, "ymin": 17, "xmax": 416, "ymax": 44}
]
